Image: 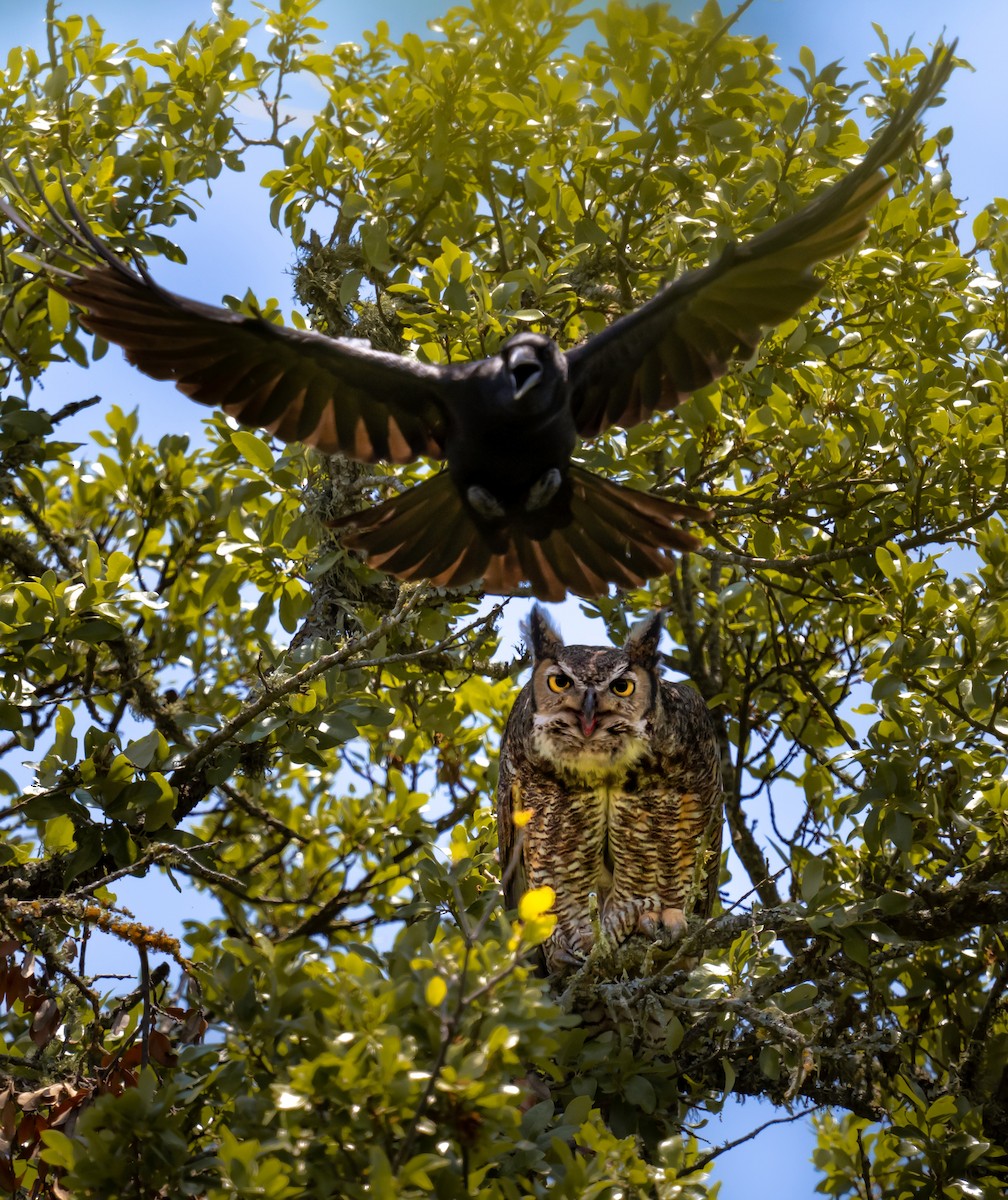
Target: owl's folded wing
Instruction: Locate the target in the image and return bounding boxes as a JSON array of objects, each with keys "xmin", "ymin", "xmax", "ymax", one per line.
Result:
[{"xmin": 496, "ymin": 690, "xmax": 534, "ymax": 915}]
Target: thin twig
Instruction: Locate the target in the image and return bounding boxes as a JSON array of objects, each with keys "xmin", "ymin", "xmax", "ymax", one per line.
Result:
[{"xmin": 691, "ymin": 1106, "xmax": 820, "ymax": 1172}]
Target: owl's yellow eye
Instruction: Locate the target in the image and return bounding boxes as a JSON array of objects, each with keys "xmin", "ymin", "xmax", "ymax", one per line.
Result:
[
  {"xmin": 547, "ymin": 672, "xmax": 572, "ymax": 693},
  {"xmin": 610, "ymin": 676, "xmax": 635, "ymax": 697}
]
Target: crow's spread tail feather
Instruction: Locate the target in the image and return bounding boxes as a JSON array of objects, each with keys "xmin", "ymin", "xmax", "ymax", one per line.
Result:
[{"xmin": 331, "ymin": 467, "xmax": 710, "ymax": 600}]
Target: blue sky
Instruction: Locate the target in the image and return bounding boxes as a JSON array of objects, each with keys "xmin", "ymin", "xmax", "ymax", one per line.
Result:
[{"xmin": 4, "ymin": 1, "xmax": 1006, "ymax": 1194}]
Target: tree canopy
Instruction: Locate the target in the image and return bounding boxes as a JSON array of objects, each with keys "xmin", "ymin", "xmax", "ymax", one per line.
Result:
[{"xmin": 2, "ymin": 1, "xmax": 1007, "ymax": 1196}]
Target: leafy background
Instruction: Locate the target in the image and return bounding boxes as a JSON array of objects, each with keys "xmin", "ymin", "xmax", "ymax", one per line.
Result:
[{"xmin": 1, "ymin": 0, "xmax": 1007, "ymax": 1196}]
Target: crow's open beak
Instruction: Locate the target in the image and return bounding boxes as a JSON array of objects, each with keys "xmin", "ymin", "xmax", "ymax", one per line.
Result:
[{"xmin": 508, "ymin": 343, "xmax": 543, "ymax": 399}]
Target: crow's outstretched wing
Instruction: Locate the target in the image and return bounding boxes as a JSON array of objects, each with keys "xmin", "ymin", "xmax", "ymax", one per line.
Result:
[
  {"xmin": 0, "ymin": 182, "xmax": 450, "ymax": 463},
  {"xmin": 565, "ymin": 42, "xmax": 955, "ymax": 438}
]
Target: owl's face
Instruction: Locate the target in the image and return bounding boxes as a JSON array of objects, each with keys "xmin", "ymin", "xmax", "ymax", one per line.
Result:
[{"xmin": 523, "ymin": 607, "xmax": 662, "ymax": 780}]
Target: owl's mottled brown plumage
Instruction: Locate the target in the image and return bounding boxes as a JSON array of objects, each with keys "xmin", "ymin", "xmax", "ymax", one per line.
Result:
[{"xmin": 497, "ymin": 606, "xmax": 723, "ymax": 974}]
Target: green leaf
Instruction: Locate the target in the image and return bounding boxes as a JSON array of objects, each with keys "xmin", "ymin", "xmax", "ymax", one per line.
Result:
[
  {"xmin": 624, "ymin": 1075, "xmax": 657, "ymax": 1113},
  {"xmin": 759, "ymin": 1047, "xmax": 781, "ymax": 1081},
  {"xmin": 800, "ymin": 856, "xmax": 826, "ymax": 903},
  {"xmin": 487, "ymin": 91, "xmax": 529, "ymax": 116},
  {"xmin": 125, "ymin": 730, "xmax": 166, "ymax": 770},
  {"xmin": 43, "ymin": 813, "xmax": 76, "ymax": 853},
  {"xmin": 47, "ymin": 286, "xmax": 70, "ymax": 333},
  {"xmin": 39, "ymin": 1129, "xmax": 77, "ymax": 1170},
  {"xmin": 778, "ymin": 983, "xmax": 818, "ymax": 1012},
  {"xmin": 231, "ymin": 429, "xmax": 275, "ymax": 470}
]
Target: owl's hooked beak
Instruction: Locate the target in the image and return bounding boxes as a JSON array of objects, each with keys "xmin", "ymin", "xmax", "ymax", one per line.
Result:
[{"xmin": 579, "ymin": 689, "xmax": 598, "ymax": 738}]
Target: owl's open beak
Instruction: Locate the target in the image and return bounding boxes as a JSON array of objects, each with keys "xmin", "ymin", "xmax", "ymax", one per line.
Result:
[{"xmin": 579, "ymin": 689, "xmax": 598, "ymax": 737}]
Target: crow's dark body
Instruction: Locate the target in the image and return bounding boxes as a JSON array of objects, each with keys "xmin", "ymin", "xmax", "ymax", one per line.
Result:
[
  {"xmin": 440, "ymin": 344, "xmax": 575, "ymax": 511},
  {"xmin": 0, "ymin": 44, "xmax": 953, "ymax": 599}
]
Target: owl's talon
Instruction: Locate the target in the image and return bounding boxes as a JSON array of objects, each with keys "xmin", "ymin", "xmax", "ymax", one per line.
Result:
[
  {"xmin": 637, "ymin": 906, "xmax": 687, "ymax": 943},
  {"xmin": 545, "ymin": 933, "xmax": 588, "ymax": 972},
  {"xmin": 569, "ymin": 927, "xmax": 595, "ymax": 955}
]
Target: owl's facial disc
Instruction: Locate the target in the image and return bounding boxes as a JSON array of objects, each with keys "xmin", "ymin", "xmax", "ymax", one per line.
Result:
[{"xmin": 531, "ymin": 653, "xmax": 652, "ymax": 779}]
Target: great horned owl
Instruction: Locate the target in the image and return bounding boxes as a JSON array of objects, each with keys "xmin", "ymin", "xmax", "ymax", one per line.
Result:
[{"xmin": 497, "ymin": 606, "xmax": 723, "ymax": 974}]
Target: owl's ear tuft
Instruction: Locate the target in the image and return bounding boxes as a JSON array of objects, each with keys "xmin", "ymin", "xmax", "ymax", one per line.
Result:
[
  {"xmin": 522, "ymin": 604, "xmax": 565, "ymax": 662},
  {"xmin": 625, "ymin": 610, "xmax": 665, "ymax": 666}
]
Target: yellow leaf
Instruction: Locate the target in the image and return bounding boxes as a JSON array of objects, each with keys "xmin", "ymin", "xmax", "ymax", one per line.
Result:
[
  {"xmin": 520, "ymin": 913, "xmax": 557, "ymax": 947},
  {"xmin": 518, "ymin": 886, "xmax": 555, "ymax": 922},
  {"xmin": 512, "ymin": 808, "xmax": 533, "ymax": 828},
  {"xmin": 425, "ymin": 976, "xmax": 447, "ymax": 1007},
  {"xmin": 47, "ymin": 287, "xmax": 69, "ymax": 333}
]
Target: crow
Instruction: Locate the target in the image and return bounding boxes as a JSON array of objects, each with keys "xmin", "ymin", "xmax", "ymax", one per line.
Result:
[{"xmin": 0, "ymin": 43, "xmax": 953, "ymax": 600}]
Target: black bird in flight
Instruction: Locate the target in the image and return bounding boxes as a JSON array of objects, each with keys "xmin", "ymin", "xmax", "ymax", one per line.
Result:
[{"xmin": 2, "ymin": 44, "xmax": 952, "ymax": 601}]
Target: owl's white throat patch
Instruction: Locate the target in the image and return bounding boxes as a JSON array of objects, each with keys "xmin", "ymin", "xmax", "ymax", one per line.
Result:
[{"xmin": 530, "ymin": 714, "xmax": 649, "ymax": 783}]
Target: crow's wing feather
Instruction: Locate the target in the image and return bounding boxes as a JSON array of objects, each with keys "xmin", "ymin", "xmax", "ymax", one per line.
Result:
[
  {"xmin": 566, "ymin": 41, "xmax": 955, "ymax": 438},
  {"xmin": 0, "ymin": 182, "xmax": 451, "ymax": 463}
]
